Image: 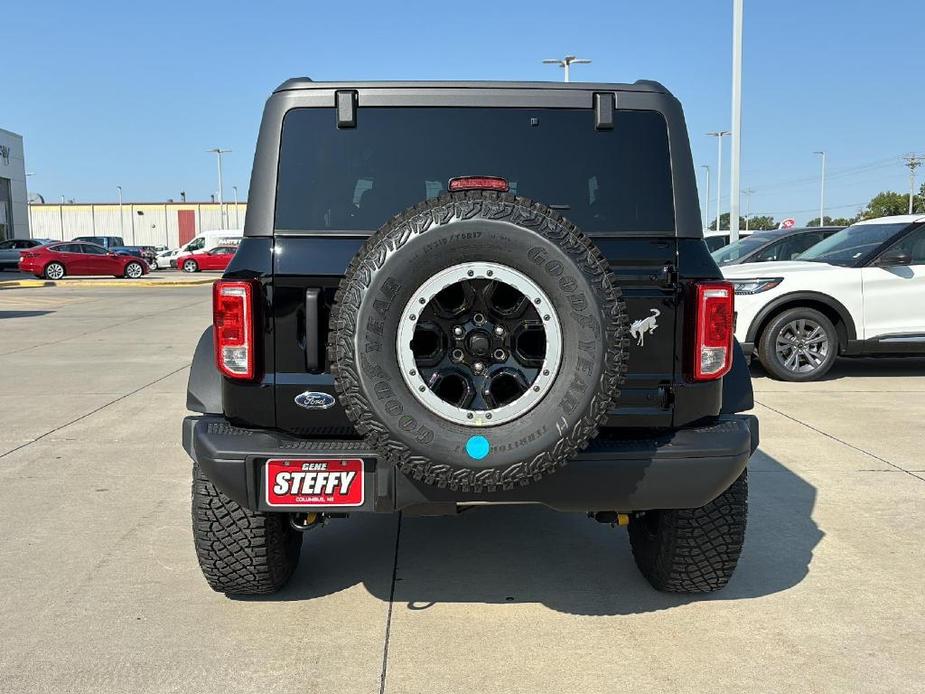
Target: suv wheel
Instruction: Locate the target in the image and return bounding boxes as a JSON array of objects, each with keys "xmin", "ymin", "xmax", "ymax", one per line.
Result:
[
  {"xmin": 758, "ymin": 307, "xmax": 836, "ymax": 381},
  {"xmin": 191, "ymin": 463, "xmax": 302, "ymax": 595},
  {"xmin": 629, "ymin": 470, "xmax": 747, "ymax": 593}
]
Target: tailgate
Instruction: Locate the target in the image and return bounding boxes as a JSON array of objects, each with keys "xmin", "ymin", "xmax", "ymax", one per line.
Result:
[{"xmin": 271, "ymin": 236, "xmax": 680, "ymax": 436}]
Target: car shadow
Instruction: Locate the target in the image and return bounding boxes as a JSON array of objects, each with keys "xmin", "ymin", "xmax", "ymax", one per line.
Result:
[
  {"xmin": 237, "ymin": 450, "xmax": 821, "ymax": 615},
  {"xmin": 0, "ymin": 310, "xmax": 54, "ymax": 319},
  {"xmin": 751, "ymin": 356, "xmax": 925, "ymax": 381}
]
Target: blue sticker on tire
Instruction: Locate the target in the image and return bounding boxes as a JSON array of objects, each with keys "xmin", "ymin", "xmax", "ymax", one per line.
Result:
[{"xmin": 465, "ymin": 435, "xmax": 490, "ymax": 460}]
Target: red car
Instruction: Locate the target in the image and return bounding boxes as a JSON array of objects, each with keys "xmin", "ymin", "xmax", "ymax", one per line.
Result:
[
  {"xmin": 176, "ymin": 245, "xmax": 237, "ymax": 273},
  {"xmin": 19, "ymin": 241, "xmax": 149, "ymax": 279}
]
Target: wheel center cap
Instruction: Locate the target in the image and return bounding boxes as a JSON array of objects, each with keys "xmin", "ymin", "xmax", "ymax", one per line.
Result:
[{"xmin": 467, "ymin": 331, "xmax": 491, "ymax": 357}]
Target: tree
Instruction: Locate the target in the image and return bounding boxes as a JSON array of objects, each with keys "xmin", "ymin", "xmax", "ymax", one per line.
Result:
[
  {"xmin": 747, "ymin": 215, "xmax": 777, "ymax": 230},
  {"xmin": 861, "ymin": 191, "xmax": 915, "ymax": 219},
  {"xmin": 806, "ymin": 215, "xmax": 860, "ymax": 227},
  {"xmin": 710, "ymin": 213, "xmax": 777, "ymax": 231},
  {"xmin": 709, "ymin": 213, "xmax": 744, "ymax": 231}
]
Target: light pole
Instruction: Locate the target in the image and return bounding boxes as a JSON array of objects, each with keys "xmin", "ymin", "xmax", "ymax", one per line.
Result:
[
  {"xmin": 207, "ymin": 148, "xmax": 231, "ymax": 229},
  {"xmin": 707, "ymin": 131, "xmax": 730, "ymax": 230},
  {"xmin": 742, "ymin": 187, "xmax": 755, "ymax": 232},
  {"xmin": 542, "ymin": 56, "xmax": 591, "ymax": 82},
  {"xmin": 729, "ymin": 0, "xmax": 744, "ymax": 243},
  {"xmin": 814, "ymin": 151, "xmax": 826, "ymax": 226},
  {"xmin": 116, "ymin": 185, "xmax": 124, "ymax": 239},
  {"xmin": 232, "ymin": 185, "xmax": 240, "ymax": 229},
  {"xmin": 700, "ymin": 165, "xmax": 711, "ymax": 231},
  {"xmin": 26, "ymin": 173, "xmax": 35, "ymax": 236}
]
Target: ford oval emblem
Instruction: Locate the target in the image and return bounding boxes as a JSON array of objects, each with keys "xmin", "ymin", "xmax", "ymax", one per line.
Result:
[{"xmin": 294, "ymin": 391, "xmax": 336, "ymax": 410}]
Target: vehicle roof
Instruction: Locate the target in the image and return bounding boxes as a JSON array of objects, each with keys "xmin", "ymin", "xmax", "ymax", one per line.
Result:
[
  {"xmin": 853, "ymin": 214, "xmax": 925, "ymax": 225},
  {"xmin": 747, "ymin": 226, "xmax": 843, "ymax": 238},
  {"xmin": 274, "ymin": 79, "xmax": 669, "ymax": 94}
]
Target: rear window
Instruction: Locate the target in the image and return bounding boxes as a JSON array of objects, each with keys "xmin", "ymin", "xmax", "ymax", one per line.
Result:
[{"xmin": 275, "ymin": 107, "xmax": 675, "ymax": 234}]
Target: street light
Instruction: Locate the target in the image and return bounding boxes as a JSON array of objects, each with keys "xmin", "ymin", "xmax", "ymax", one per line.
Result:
[
  {"xmin": 232, "ymin": 185, "xmax": 240, "ymax": 229},
  {"xmin": 542, "ymin": 56, "xmax": 591, "ymax": 82},
  {"xmin": 700, "ymin": 165, "xmax": 711, "ymax": 231},
  {"xmin": 207, "ymin": 148, "xmax": 231, "ymax": 229},
  {"xmin": 116, "ymin": 185, "xmax": 124, "ymax": 239},
  {"xmin": 707, "ymin": 131, "xmax": 730, "ymax": 231},
  {"xmin": 814, "ymin": 151, "xmax": 826, "ymax": 226},
  {"xmin": 729, "ymin": 0, "xmax": 744, "ymax": 243},
  {"xmin": 26, "ymin": 173, "xmax": 35, "ymax": 236}
]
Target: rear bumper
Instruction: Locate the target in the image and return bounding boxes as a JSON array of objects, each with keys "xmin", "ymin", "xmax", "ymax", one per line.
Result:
[{"xmin": 182, "ymin": 414, "xmax": 758, "ymax": 514}]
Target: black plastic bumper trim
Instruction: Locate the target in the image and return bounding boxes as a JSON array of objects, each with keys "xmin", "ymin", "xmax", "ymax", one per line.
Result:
[{"xmin": 183, "ymin": 414, "xmax": 758, "ymax": 514}]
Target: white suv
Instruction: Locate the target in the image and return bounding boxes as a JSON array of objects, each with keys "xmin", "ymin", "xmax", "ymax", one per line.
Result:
[{"xmin": 722, "ymin": 214, "xmax": 925, "ymax": 381}]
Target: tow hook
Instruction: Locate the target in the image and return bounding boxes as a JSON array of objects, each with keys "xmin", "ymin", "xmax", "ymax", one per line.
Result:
[
  {"xmin": 289, "ymin": 512, "xmax": 322, "ymax": 532},
  {"xmin": 289, "ymin": 512, "xmax": 350, "ymax": 531},
  {"xmin": 590, "ymin": 511, "xmax": 631, "ymax": 526}
]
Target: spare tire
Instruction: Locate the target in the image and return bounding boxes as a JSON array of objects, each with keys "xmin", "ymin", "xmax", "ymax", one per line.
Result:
[{"xmin": 329, "ymin": 190, "xmax": 628, "ymax": 491}]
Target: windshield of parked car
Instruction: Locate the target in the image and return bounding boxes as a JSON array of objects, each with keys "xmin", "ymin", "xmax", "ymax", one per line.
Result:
[
  {"xmin": 711, "ymin": 235, "xmax": 775, "ymax": 265},
  {"xmin": 795, "ymin": 222, "xmax": 909, "ymax": 267}
]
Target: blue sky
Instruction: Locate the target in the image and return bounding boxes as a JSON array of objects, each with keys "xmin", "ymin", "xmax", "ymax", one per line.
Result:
[{"xmin": 6, "ymin": 0, "xmax": 924, "ymax": 225}]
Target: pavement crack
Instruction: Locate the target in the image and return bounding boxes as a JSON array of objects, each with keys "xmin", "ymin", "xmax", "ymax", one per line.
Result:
[
  {"xmin": 379, "ymin": 512, "xmax": 403, "ymax": 694},
  {"xmin": 0, "ymin": 363, "xmax": 191, "ymax": 460},
  {"xmin": 755, "ymin": 399, "xmax": 925, "ymax": 482}
]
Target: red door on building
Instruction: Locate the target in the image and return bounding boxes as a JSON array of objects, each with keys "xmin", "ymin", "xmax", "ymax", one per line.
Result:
[{"xmin": 177, "ymin": 210, "xmax": 196, "ymax": 246}]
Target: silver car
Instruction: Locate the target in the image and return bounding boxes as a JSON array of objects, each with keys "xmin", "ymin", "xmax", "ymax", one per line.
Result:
[{"xmin": 0, "ymin": 238, "xmax": 54, "ymax": 270}]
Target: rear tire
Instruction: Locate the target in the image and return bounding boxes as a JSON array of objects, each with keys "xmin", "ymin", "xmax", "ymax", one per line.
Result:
[
  {"xmin": 44, "ymin": 262, "xmax": 65, "ymax": 280},
  {"xmin": 629, "ymin": 470, "xmax": 747, "ymax": 593},
  {"xmin": 191, "ymin": 463, "xmax": 302, "ymax": 595},
  {"xmin": 758, "ymin": 307, "xmax": 837, "ymax": 382}
]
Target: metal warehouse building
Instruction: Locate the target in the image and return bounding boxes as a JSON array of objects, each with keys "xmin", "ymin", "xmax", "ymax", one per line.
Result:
[
  {"xmin": 1, "ymin": 128, "xmax": 30, "ymax": 241},
  {"xmin": 28, "ymin": 201, "xmax": 247, "ymax": 248}
]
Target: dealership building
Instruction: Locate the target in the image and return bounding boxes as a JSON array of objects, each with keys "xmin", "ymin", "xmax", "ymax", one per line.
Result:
[
  {"xmin": 0, "ymin": 128, "xmax": 29, "ymax": 241},
  {"xmin": 28, "ymin": 201, "xmax": 247, "ymax": 248}
]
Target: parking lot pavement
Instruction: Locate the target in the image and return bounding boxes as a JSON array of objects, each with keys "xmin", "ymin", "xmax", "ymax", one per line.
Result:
[
  {"xmin": 0, "ymin": 267, "xmax": 217, "ymax": 288},
  {"xmin": 1, "ymin": 284, "xmax": 923, "ymax": 694}
]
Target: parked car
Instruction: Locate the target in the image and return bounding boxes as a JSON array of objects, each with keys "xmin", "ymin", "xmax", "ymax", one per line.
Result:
[
  {"xmin": 712, "ymin": 226, "xmax": 843, "ymax": 266},
  {"xmin": 176, "ymin": 245, "xmax": 237, "ymax": 272},
  {"xmin": 0, "ymin": 238, "xmax": 54, "ymax": 270},
  {"xmin": 723, "ymin": 214, "xmax": 925, "ymax": 381},
  {"xmin": 182, "ymin": 78, "xmax": 758, "ymax": 597},
  {"xmin": 71, "ymin": 235, "xmax": 125, "ymax": 249},
  {"xmin": 703, "ymin": 228, "xmax": 753, "ymax": 252},
  {"xmin": 160, "ymin": 230, "xmax": 243, "ymax": 268},
  {"xmin": 19, "ymin": 241, "xmax": 149, "ymax": 279},
  {"xmin": 112, "ymin": 245, "xmax": 158, "ymax": 269}
]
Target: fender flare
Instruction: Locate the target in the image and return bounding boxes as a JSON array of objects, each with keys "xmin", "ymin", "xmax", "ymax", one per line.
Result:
[
  {"xmin": 187, "ymin": 326, "xmax": 223, "ymax": 414},
  {"xmin": 745, "ymin": 291, "xmax": 857, "ymax": 346},
  {"xmin": 721, "ymin": 340, "xmax": 753, "ymax": 414}
]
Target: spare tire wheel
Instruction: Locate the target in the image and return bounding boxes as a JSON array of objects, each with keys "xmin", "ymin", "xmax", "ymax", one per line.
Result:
[{"xmin": 329, "ymin": 191, "xmax": 628, "ymax": 491}]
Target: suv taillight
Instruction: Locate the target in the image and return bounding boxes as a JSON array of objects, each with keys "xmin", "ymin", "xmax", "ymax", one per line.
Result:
[
  {"xmin": 213, "ymin": 280, "xmax": 256, "ymax": 380},
  {"xmin": 693, "ymin": 281, "xmax": 734, "ymax": 381}
]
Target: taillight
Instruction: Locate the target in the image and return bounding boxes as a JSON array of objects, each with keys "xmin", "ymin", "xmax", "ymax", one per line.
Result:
[
  {"xmin": 448, "ymin": 176, "xmax": 509, "ymax": 192},
  {"xmin": 693, "ymin": 281, "xmax": 734, "ymax": 381},
  {"xmin": 213, "ymin": 280, "xmax": 256, "ymax": 380}
]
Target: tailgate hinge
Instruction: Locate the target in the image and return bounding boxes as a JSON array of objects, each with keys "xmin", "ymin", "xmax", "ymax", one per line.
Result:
[{"xmin": 658, "ymin": 263, "xmax": 679, "ymax": 289}]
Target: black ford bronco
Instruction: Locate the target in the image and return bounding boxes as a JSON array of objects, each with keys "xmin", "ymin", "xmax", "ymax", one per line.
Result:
[{"xmin": 183, "ymin": 79, "xmax": 758, "ymax": 596}]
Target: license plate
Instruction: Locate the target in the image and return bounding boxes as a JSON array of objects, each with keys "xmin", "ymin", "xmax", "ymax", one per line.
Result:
[{"xmin": 264, "ymin": 459, "xmax": 364, "ymax": 507}]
